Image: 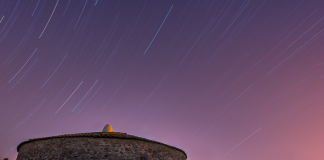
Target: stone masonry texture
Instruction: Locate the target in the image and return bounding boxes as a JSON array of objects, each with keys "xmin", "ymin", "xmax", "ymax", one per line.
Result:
[{"xmin": 16, "ymin": 132, "xmax": 187, "ymax": 160}]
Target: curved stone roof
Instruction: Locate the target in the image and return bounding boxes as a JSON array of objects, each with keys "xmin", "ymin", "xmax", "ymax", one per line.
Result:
[{"xmin": 17, "ymin": 132, "xmax": 187, "ymax": 158}]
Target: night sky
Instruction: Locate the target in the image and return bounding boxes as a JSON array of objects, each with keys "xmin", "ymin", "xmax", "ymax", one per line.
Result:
[{"xmin": 1, "ymin": 0, "xmax": 324, "ymax": 159}]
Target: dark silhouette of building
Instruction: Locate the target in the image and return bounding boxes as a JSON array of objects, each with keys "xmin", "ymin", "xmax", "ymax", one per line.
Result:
[{"xmin": 16, "ymin": 124, "xmax": 187, "ymax": 160}]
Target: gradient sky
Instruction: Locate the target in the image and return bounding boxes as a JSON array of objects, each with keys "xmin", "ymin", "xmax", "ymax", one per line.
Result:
[{"xmin": 1, "ymin": 0, "xmax": 324, "ymax": 159}]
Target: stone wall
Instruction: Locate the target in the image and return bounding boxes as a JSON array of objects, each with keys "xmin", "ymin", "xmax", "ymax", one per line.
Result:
[{"xmin": 17, "ymin": 136, "xmax": 187, "ymax": 160}]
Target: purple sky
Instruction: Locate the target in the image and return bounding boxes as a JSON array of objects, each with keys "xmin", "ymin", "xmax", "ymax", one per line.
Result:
[{"xmin": 1, "ymin": 0, "xmax": 324, "ymax": 159}]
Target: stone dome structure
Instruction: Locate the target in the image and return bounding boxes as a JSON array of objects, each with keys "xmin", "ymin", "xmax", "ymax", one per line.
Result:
[{"xmin": 16, "ymin": 124, "xmax": 187, "ymax": 160}]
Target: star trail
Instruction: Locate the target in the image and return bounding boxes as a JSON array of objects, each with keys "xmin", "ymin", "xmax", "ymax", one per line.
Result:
[{"xmin": 1, "ymin": 0, "xmax": 324, "ymax": 159}]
